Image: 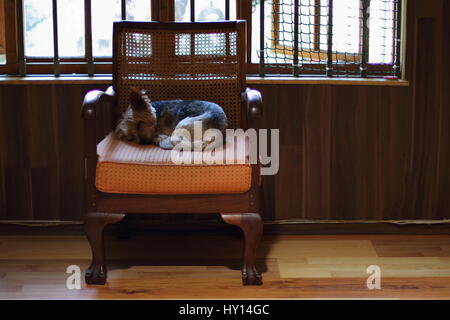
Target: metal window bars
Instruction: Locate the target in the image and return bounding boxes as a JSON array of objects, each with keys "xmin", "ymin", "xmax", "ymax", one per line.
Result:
[
  {"xmin": 15, "ymin": 0, "xmax": 105, "ymax": 76},
  {"xmin": 16, "ymin": 0, "xmax": 151, "ymax": 76},
  {"xmin": 84, "ymin": 0, "xmax": 94, "ymax": 76},
  {"xmin": 15, "ymin": 0, "xmax": 234, "ymax": 76},
  {"xmin": 187, "ymin": 0, "xmax": 232, "ymax": 21},
  {"xmin": 14, "ymin": 0, "xmax": 399, "ymax": 78},
  {"xmin": 258, "ymin": 0, "xmax": 402, "ymax": 78}
]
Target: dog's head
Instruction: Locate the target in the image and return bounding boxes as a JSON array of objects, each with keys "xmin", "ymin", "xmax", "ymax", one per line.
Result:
[
  {"xmin": 129, "ymin": 88, "xmax": 157, "ymax": 144},
  {"xmin": 115, "ymin": 88, "xmax": 157, "ymax": 145}
]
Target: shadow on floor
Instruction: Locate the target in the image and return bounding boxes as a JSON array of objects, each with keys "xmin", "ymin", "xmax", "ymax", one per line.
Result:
[{"xmin": 104, "ymin": 222, "xmax": 273, "ymax": 274}]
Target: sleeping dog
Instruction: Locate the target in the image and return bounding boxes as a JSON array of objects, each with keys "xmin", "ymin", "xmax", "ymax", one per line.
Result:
[{"xmin": 115, "ymin": 88, "xmax": 228, "ymax": 150}]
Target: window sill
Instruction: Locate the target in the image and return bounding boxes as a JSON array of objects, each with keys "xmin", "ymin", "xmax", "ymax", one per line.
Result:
[
  {"xmin": 0, "ymin": 75, "xmax": 113, "ymax": 85},
  {"xmin": 246, "ymin": 76, "xmax": 410, "ymax": 87},
  {"xmin": 0, "ymin": 75, "xmax": 409, "ymax": 87}
]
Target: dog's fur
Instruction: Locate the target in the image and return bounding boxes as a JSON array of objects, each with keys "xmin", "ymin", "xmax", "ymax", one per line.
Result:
[{"xmin": 115, "ymin": 88, "xmax": 228, "ymax": 150}]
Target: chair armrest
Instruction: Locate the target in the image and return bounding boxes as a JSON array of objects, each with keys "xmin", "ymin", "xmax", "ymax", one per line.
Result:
[
  {"xmin": 242, "ymin": 88, "xmax": 263, "ymax": 129},
  {"xmin": 82, "ymin": 86, "xmax": 116, "ymax": 119},
  {"xmin": 82, "ymin": 86, "xmax": 116, "ymax": 209},
  {"xmin": 242, "ymin": 88, "xmax": 263, "ymax": 201}
]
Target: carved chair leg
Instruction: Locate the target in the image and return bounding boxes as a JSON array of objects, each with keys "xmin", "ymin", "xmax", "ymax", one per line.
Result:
[
  {"xmin": 221, "ymin": 213, "xmax": 263, "ymax": 285},
  {"xmin": 84, "ymin": 212, "xmax": 125, "ymax": 285}
]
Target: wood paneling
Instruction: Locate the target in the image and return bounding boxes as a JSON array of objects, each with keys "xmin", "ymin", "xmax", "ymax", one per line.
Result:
[
  {"xmin": 254, "ymin": 84, "xmax": 415, "ymax": 221},
  {"xmin": 435, "ymin": 0, "xmax": 450, "ymax": 220},
  {"xmin": 0, "ymin": 0, "xmax": 448, "ymax": 222},
  {"xmin": 0, "ymin": 85, "xmax": 108, "ymax": 221},
  {"xmin": 407, "ymin": 18, "xmax": 439, "ymax": 219}
]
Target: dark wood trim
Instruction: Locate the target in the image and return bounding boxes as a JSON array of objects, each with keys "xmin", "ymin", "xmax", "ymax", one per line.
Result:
[
  {"xmin": 0, "ymin": 0, "xmax": 5, "ymax": 54},
  {"xmin": 0, "ymin": 75, "xmax": 409, "ymax": 86},
  {"xmin": 235, "ymin": 0, "xmax": 242, "ymax": 19},
  {"xmin": 0, "ymin": 0, "xmax": 18, "ymax": 74},
  {"xmin": 25, "ymin": 57, "xmax": 111, "ymax": 63},
  {"xmin": 3, "ymin": 220, "xmax": 450, "ymax": 236},
  {"xmin": 94, "ymin": 192, "xmax": 254, "ymax": 214},
  {"xmin": 160, "ymin": 0, "xmax": 174, "ymax": 22},
  {"xmin": 264, "ymin": 222, "xmax": 450, "ymax": 235},
  {"xmin": 240, "ymin": 0, "xmax": 252, "ymax": 64},
  {"xmin": 16, "ymin": 0, "xmax": 25, "ymax": 75},
  {"xmin": 16, "ymin": 62, "xmax": 111, "ymax": 75},
  {"xmin": 114, "ymin": 20, "xmax": 243, "ymax": 30},
  {"xmin": 1, "ymin": 61, "xmax": 393, "ymax": 78},
  {"xmin": 151, "ymin": 0, "xmax": 160, "ymax": 21}
]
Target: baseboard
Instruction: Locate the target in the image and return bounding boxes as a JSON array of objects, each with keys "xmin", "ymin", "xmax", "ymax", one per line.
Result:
[{"xmin": 1, "ymin": 218, "xmax": 450, "ymax": 235}]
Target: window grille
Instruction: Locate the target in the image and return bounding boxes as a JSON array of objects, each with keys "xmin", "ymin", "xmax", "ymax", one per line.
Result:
[{"xmin": 256, "ymin": 0, "xmax": 402, "ymax": 77}]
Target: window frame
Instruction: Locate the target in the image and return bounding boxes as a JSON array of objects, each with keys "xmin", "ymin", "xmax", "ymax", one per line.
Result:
[
  {"xmin": 0, "ymin": 0, "xmax": 5, "ymax": 58},
  {"xmin": 0, "ymin": 0, "xmax": 401, "ymax": 77},
  {"xmin": 270, "ymin": 0, "xmax": 363, "ymax": 64},
  {"xmin": 0, "ymin": 0, "xmax": 159, "ymax": 75},
  {"xmin": 253, "ymin": 0, "xmax": 401, "ymax": 76}
]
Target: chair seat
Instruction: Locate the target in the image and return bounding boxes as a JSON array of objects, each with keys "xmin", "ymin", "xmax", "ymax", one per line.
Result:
[{"xmin": 95, "ymin": 133, "xmax": 252, "ymax": 195}]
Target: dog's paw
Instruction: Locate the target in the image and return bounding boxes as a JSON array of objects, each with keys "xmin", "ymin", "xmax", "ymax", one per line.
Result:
[{"xmin": 157, "ymin": 135, "xmax": 174, "ymax": 150}]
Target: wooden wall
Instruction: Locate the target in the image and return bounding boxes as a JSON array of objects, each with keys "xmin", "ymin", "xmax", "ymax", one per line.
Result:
[
  {"xmin": 0, "ymin": 85, "xmax": 104, "ymax": 221},
  {"xmin": 0, "ymin": 0, "xmax": 448, "ymax": 222}
]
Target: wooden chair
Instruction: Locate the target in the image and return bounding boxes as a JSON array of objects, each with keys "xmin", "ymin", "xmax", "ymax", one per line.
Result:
[{"xmin": 81, "ymin": 21, "xmax": 263, "ymax": 286}]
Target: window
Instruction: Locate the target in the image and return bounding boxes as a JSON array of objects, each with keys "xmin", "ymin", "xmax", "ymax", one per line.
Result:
[
  {"xmin": 175, "ymin": 0, "xmax": 236, "ymax": 22},
  {"xmin": 0, "ymin": 0, "xmax": 402, "ymax": 77},
  {"xmin": 251, "ymin": 0, "xmax": 401, "ymax": 77},
  {"xmin": 0, "ymin": 0, "xmax": 153, "ymax": 75}
]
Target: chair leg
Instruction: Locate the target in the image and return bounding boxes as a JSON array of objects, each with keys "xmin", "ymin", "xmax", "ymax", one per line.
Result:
[
  {"xmin": 221, "ymin": 213, "xmax": 263, "ymax": 285},
  {"xmin": 84, "ymin": 212, "xmax": 125, "ymax": 285}
]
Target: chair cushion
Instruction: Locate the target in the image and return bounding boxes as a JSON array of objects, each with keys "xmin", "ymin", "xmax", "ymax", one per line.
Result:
[{"xmin": 95, "ymin": 133, "xmax": 252, "ymax": 195}]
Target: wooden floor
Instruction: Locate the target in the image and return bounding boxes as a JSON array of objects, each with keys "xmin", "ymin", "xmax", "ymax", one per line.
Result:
[{"xmin": 2, "ymin": 233, "xmax": 450, "ymax": 299}]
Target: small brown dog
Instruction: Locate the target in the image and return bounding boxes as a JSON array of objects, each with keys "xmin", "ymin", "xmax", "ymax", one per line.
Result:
[{"xmin": 115, "ymin": 88, "xmax": 228, "ymax": 150}]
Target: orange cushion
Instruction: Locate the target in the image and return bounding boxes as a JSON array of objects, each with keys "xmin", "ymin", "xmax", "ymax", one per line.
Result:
[{"xmin": 96, "ymin": 133, "xmax": 252, "ymax": 195}]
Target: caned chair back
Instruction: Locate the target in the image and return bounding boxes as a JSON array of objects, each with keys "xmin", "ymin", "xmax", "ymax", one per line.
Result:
[{"xmin": 113, "ymin": 21, "xmax": 246, "ymax": 128}]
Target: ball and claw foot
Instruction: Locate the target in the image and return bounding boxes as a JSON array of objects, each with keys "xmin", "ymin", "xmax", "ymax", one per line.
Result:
[
  {"xmin": 242, "ymin": 266, "xmax": 262, "ymax": 285},
  {"xmin": 85, "ymin": 264, "xmax": 107, "ymax": 285}
]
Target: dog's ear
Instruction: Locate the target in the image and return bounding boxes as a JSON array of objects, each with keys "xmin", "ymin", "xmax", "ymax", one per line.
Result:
[{"xmin": 129, "ymin": 88, "xmax": 148, "ymax": 112}]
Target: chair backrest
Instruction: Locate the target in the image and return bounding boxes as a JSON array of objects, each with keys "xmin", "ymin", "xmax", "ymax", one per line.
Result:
[{"xmin": 113, "ymin": 21, "xmax": 246, "ymax": 128}]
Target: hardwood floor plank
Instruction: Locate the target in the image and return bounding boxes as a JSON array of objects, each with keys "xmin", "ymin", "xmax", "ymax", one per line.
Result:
[{"xmin": 1, "ymin": 234, "xmax": 450, "ymax": 299}]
